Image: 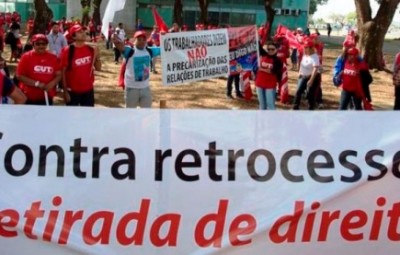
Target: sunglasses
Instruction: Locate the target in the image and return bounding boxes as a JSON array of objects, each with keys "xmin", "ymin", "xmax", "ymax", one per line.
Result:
[{"xmin": 267, "ymin": 48, "xmax": 276, "ymax": 51}]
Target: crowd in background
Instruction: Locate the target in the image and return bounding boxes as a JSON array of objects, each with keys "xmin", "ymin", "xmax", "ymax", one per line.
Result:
[{"xmin": 0, "ymin": 12, "xmax": 399, "ymax": 110}]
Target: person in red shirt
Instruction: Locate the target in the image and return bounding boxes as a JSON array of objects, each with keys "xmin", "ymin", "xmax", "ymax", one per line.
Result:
[
  {"xmin": 255, "ymin": 41, "xmax": 283, "ymax": 110},
  {"xmin": 60, "ymin": 24, "xmax": 101, "ymax": 106},
  {"xmin": 16, "ymin": 34, "xmax": 61, "ymax": 105},
  {"xmin": 26, "ymin": 17, "xmax": 34, "ymax": 36},
  {"xmin": 339, "ymin": 47, "xmax": 366, "ymax": 110},
  {"xmin": 148, "ymin": 25, "xmax": 160, "ymax": 47},
  {"xmin": 88, "ymin": 19, "xmax": 97, "ymax": 42}
]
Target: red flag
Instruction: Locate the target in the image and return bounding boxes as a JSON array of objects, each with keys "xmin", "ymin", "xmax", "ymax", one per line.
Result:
[
  {"xmin": 242, "ymin": 71, "xmax": 253, "ymax": 101},
  {"xmin": 279, "ymin": 65, "xmax": 289, "ymax": 104},
  {"xmin": 276, "ymin": 25, "xmax": 303, "ymax": 49},
  {"xmin": 152, "ymin": 7, "xmax": 168, "ymax": 33}
]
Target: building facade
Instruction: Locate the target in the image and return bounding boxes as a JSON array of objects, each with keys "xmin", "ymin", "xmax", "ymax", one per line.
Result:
[
  {"xmin": 137, "ymin": 0, "xmax": 310, "ymax": 31},
  {"xmin": 0, "ymin": 0, "xmax": 66, "ymax": 21}
]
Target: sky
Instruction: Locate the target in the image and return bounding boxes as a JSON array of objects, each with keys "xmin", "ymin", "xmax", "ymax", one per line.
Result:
[{"xmin": 313, "ymin": 0, "xmax": 399, "ymax": 22}]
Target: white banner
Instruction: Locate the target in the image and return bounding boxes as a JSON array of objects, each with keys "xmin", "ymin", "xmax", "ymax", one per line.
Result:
[
  {"xmin": 160, "ymin": 29, "xmax": 230, "ymax": 86},
  {"xmin": 0, "ymin": 106, "xmax": 399, "ymax": 254}
]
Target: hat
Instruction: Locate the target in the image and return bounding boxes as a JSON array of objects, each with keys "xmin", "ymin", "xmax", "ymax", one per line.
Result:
[
  {"xmin": 296, "ymin": 27, "xmax": 303, "ymax": 32},
  {"xmin": 347, "ymin": 47, "xmax": 359, "ymax": 56},
  {"xmin": 31, "ymin": 34, "xmax": 48, "ymax": 44},
  {"xmin": 134, "ymin": 30, "xmax": 147, "ymax": 39},
  {"xmin": 343, "ymin": 40, "xmax": 355, "ymax": 48},
  {"xmin": 69, "ymin": 24, "xmax": 86, "ymax": 36}
]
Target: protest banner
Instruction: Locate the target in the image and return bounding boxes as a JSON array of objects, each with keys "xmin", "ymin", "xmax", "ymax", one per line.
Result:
[
  {"xmin": 160, "ymin": 29, "xmax": 230, "ymax": 86},
  {"xmin": 0, "ymin": 106, "xmax": 399, "ymax": 254},
  {"xmin": 227, "ymin": 25, "xmax": 259, "ymax": 100},
  {"xmin": 227, "ymin": 25, "xmax": 259, "ymax": 74}
]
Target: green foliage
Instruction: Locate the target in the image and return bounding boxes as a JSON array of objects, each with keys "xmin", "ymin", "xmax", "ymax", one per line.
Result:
[{"xmin": 309, "ymin": 0, "xmax": 328, "ymax": 15}]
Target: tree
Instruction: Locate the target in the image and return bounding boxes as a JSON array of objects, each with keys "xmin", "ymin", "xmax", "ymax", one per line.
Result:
[
  {"xmin": 173, "ymin": 0, "xmax": 183, "ymax": 26},
  {"xmin": 355, "ymin": 0, "xmax": 400, "ymax": 70},
  {"xmin": 33, "ymin": 0, "xmax": 53, "ymax": 35},
  {"xmin": 329, "ymin": 13, "xmax": 346, "ymax": 26},
  {"xmin": 198, "ymin": 0, "xmax": 209, "ymax": 25},
  {"xmin": 346, "ymin": 11, "xmax": 357, "ymax": 25},
  {"xmin": 81, "ymin": 0, "xmax": 91, "ymax": 26},
  {"xmin": 92, "ymin": 0, "xmax": 102, "ymax": 27},
  {"xmin": 309, "ymin": 0, "xmax": 328, "ymax": 16}
]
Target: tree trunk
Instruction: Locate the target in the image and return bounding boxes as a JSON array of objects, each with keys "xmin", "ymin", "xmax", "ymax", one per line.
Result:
[
  {"xmin": 81, "ymin": 0, "xmax": 91, "ymax": 26},
  {"xmin": 92, "ymin": 0, "xmax": 102, "ymax": 26},
  {"xmin": 198, "ymin": 0, "xmax": 209, "ymax": 26},
  {"xmin": 264, "ymin": 0, "xmax": 275, "ymax": 38},
  {"xmin": 355, "ymin": 0, "xmax": 399, "ymax": 70},
  {"xmin": 173, "ymin": 0, "xmax": 183, "ymax": 26},
  {"xmin": 33, "ymin": 0, "xmax": 53, "ymax": 35}
]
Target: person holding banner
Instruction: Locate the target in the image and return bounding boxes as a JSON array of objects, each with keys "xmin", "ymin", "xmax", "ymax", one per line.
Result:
[
  {"xmin": 255, "ymin": 41, "xmax": 283, "ymax": 110},
  {"xmin": 292, "ymin": 40, "xmax": 320, "ymax": 110},
  {"xmin": 113, "ymin": 30, "xmax": 154, "ymax": 108},
  {"xmin": 16, "ymin": 34, "xmax": 61, "ymax": 105}
]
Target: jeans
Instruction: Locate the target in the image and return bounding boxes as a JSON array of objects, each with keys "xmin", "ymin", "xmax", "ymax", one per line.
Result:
[
  {"xmin": 256, "ymin": 87, "xmax": 276, "ymax": 110},
  {"xmin": 293, "ymin": 74, "xmax": 320, "ymax": 110},
  {"xmin": 125, "ymin": 86, "xmax": 152, "ymax": 108},
  {"xmin": 395, "ymin": 86, "xmax": 400, "ymax": 110},
  {"xmin": 339, "ymin": 90, "xmax": 362, "ymax": 110}
]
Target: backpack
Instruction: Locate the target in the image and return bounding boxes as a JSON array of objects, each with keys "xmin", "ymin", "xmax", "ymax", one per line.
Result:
[{"xmin": 118, "ymin": 46, "xmax": 153, "ymax": 88}]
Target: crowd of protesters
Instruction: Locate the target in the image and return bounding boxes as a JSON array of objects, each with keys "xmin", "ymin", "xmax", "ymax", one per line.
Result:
[{"xmin": 0, "ymin": 13, "xmax": 399, "ymax": 111}]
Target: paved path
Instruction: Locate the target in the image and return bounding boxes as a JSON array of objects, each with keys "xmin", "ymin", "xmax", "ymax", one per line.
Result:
[{"xmin": 320, "ymin": 35, "xmax": 400, "ymax": 55}]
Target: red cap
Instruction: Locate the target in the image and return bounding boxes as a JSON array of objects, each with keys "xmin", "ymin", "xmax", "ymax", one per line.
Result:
[
  {"xmin": 69, "ymin": 24, "xmax": 86, "ymax": 36},
  {"xmin": 134, "ymin": 30, "xmax": 147, "ymax": 39},
  {"xmin": 31, "ymin": 34, "xmax": 48, "ymax": 44},
  {"xmin": 310, "ymin": 33, "xmax": 319, "ymax": 39},
  {"xmin": 343, "ymin": 40, "xmax": 355, "ymax": 48},
  {"xmin": 347, "ymin": 47, "xmax": 359, "ymax": 56}
]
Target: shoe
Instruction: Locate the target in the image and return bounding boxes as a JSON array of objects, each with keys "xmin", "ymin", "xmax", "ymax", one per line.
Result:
[
  {"xmin": 226, "ymin": 95, "xmax": 234, "ymax": 99},
  {"xmin": 236, "ymin": 94, "xmax": 244, "ymax": 99},
  {"xmin": 292, "ymin": 105, "xmax": 300, "ymax": 110}
]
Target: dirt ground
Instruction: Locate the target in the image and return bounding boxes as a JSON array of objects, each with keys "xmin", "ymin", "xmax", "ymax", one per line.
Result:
[{"xmin": 5, "ymin": 36, "xmax": 396, "ymax": 110}]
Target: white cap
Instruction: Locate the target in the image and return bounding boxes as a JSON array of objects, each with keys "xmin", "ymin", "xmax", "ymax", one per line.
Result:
[{"xmin": 296, "ymin": 27, "xmax": 303, "ymax": 31}]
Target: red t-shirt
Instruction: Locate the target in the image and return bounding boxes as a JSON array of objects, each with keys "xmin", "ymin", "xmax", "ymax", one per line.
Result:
[
  {"xmin": 17, "ymin": 51, "xmax": 60, "ymax": 101},
  {"xmin": 255, "ymin": 56, "xmax": 278, "ymax": 89},
  {"xmin": 342, "ymin": 62, "xmax": 361, "ymax": 93},
  {"xmin": 61, "ymin": 45, "xmax": 95, "ymax": 93}
]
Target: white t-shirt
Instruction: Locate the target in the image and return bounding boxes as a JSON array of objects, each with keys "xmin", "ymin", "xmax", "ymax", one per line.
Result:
[
  {"xmin": 123, "ymin": 46, "xmax": 151, "ymax": 89},
  {"xmin": 299, "ymin": 53, "xmax": 320, "ymax": 76}
]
